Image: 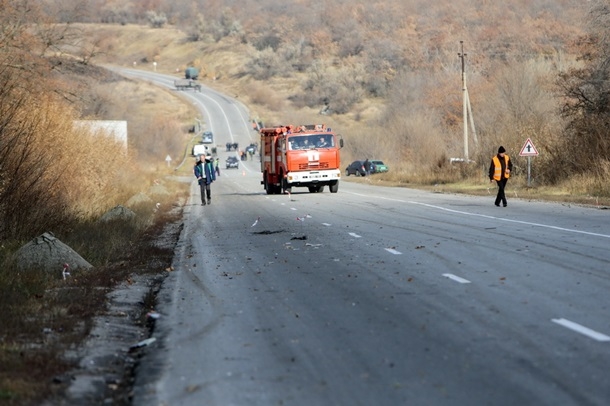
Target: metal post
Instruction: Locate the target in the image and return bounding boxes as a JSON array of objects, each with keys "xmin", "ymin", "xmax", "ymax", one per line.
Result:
[
  {"xmin": 459, "ymin": 41, "xmax": 468, "ymax": 161},
  {"xmin": 527, "ymin": 156, "xmax": 531, "ymax": 187}
]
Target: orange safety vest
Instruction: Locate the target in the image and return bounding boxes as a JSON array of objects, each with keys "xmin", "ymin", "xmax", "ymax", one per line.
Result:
[{"xmin": 492, "ymin": 155, "xmax": 510, "ymax": 180}]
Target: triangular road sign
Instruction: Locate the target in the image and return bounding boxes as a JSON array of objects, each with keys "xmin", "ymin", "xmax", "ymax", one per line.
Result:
[{"xmin": 519, "ymin": 138, "xmax": 539, "ymax": 156}]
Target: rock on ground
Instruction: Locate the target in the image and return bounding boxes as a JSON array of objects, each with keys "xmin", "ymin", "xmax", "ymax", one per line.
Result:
[{"xmin": 12, "ymin": 232, "xmax": 93, "ymax": 274}]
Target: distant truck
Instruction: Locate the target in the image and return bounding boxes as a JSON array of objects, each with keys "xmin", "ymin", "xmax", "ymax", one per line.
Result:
[
  {"xmin": 260, "ymin": 124, "xmax": 343, "ymax": 194},
  {"xmin": 174, "ymin": 79, "xmax": 201, "ymax": 92},
  {"xmin": 185, "ymin": 67, "xmax": 199, "ymax": 80}
]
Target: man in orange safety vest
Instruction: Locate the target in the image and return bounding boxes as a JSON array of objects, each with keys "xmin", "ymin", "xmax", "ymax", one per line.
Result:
[{"xmin": 489, "ymin": 146, "xmax": 513, "ymax": 207}]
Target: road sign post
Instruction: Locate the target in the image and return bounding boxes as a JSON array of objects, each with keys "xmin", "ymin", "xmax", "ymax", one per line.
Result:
[{"xmin": 519, "ymin": 138, "xmax": 539, "ymax": 187}]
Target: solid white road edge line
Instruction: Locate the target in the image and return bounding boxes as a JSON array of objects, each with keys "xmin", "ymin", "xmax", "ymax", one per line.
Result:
[{"xmin": 345, "ymin": 192, "xmax": 610, "ymax": 239}]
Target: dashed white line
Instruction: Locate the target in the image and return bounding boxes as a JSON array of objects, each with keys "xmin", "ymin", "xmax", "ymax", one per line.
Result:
[
  {"xmin": 322, "ymin": 223, "xmax": 331, "ymax": 226},
  {"xmin": 348, "ymin": 232, "xmax": 361, "ymax": 238},
  {"xmin": 551, "ymin": 318, "xmax": 610, "ymax": 342},
  {"xmin": 385, "ymin": 248, "xmax": 402, "ymax": 255},
  {"xmin": 442, "ymin": 273, "xmax": 471, "ymax": 284}
]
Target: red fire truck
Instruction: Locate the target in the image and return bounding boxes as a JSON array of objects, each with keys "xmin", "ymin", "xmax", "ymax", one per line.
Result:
[{"xmin": 260, "ymin": 124, "xmax": 343, "ymax": 194}]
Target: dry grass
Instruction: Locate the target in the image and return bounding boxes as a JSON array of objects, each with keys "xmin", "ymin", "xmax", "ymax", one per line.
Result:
[
  {"xmin": 0, "ymin": 193, "xmax": 185, "ymax": 405},
  {"xmin": 354, "ymin": 173, "xmax": 610, "ymax": 208}
]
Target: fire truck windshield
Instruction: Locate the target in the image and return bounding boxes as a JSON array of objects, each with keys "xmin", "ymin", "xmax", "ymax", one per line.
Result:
[{"xmin": 288, "ymin": 135, "xmax": 333, "ymax": 150}]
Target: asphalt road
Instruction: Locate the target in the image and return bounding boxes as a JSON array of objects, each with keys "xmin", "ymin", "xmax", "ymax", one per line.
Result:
[{"xmin": 118, "ymin": 68, "xmax": 610, "ymax": 406}]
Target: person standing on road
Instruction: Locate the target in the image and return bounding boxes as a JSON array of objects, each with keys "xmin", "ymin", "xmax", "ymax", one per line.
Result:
[
  {"xmin": 215, "ymin": 157, "xmax": 220, "ymax": 176},
  {"xmin": 194, "ymin": 155, "xmax": 216, "ymax": 205},
  {"xmin": 194, "ymin": 155, "xmax": 206, "ymax": 206},
  {"xmin": 202, "ymin": 155, "xmax": 216, "ymax": 204},
  {"xmin": 489, "ymin": 146, "xmax": 513, "ymax": 207}
]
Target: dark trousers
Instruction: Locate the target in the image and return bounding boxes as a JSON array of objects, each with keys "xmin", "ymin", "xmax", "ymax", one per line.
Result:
[
  {"xmin": 199, "ymin": 182, "xmax": 211, "ymax": 203},
  {"xmin": 495, "ymin": 178, "xmax": 508, "ymax": 206}
]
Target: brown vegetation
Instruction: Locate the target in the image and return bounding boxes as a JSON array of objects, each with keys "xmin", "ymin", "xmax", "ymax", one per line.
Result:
[{"xmin": 63, "ymin": 0, "xmax": 610, "ymax": 199}]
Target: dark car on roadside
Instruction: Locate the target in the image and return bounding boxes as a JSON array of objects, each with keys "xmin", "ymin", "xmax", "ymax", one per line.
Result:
[
  {"xmin": 226, "ymin": 156, "xmax": 239, "ymax": 169},
  {"xmin": 345, "ymin": 160, "xmax": 367, "ymax": 176}
]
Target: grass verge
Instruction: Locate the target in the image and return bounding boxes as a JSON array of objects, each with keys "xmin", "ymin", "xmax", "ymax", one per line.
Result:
[{"xmin": 0, "ymin": 186, "xmax": 186, "ymax": 406}]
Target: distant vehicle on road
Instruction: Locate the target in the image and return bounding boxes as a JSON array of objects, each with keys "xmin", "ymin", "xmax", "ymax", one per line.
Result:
[
  {"xmin": 185, "ymin": 67, "xmax": 199, "ymax": 80},
  {"xmin": 202, "ymin": 131, "xmax": 214, "ymax": 144},
  {"xmin": 226, "ymin": 156, "xmax": 239, "ymax": 169},
  {"xmin": 192, "ymin": 144, "xmax": 209, "ymax": 157},
  {"xmin": 174, "ymin": 79, "xmax": 201, "ymax": 92}
]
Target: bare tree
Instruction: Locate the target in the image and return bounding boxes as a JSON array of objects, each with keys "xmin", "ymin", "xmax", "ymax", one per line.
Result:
[{"xmin": 556, "ymin": 0, "xmax": 610, "ymax": 180}]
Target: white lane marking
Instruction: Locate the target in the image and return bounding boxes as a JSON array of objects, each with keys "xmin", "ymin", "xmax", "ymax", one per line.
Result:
[
  {"xmin": 442, "ymin": 273, "xmax": 472, "ymax": 284},
  {"xmin": 551, "ymin": 318, "xmax": 610, "ymax": 342},
  {"xmin": 344, "ymin": 192, "xmax": 610, "ymax": 239},
  {"xmin": 290, "ymin": 207, "xmax": 297, "ymax": 211},
  {"xmin": 322, "ymin": 223, "xmax": 331, "ymax": 226},
  {"xmin": 385, "ymin": 248, "xmax": 402, "ymax": 255},
  {"xmin": 348, "ymin": 232, "xmax": 361, "ymax": 238}
]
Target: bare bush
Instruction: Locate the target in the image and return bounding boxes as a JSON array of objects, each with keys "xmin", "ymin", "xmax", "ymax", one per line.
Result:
[
  {"xmin": 253, "ymin": 33, "xmax": 283, "ymax": 52},
  {"xmin": 186, "ymin": 13, "xmax": 208, "ymax": 42},
  {"xmin": 277, "ymin": 39, "xmax": 314, "ymax": 72},
  {"xmin": 555, "ymin": 0, "xmax": 610, "ymax": 186},
  {"xmin": 244, "ymin": 82, "xmax": 285, "ymax": 112},
  {"xmin": 245, "ymin": 47, "xmax": 285, "ymax": 80},
  {"xmin": 298, "ymin": 61, "xmax": 366, "ymax": 114},
  {"xmin": 146, "ymin": 11, "xmax": 167, "ymax": 28},
  {"xmin": 208, "ymin": 7, "xmax": 244, "ymax": 42},
  {"xmin": 474, "ymin": 59, "xmax": 563, "ymax": 177}
]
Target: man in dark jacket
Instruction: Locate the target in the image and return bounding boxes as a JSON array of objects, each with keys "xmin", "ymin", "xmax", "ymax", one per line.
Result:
[
  {"xmin": 194, "ymin": 155, "xmax": 216, "ymax": 205},
  {"xmin": 489, "ymin": 146, "xmax": 513, "ymax": 207}
]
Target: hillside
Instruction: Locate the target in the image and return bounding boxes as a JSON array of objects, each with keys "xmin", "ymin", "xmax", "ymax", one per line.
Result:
[{"xmin": 62, "ymin": 0, "xmax": 610, "ymax": 201}]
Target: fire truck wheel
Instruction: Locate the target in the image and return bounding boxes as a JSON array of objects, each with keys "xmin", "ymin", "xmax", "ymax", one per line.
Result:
[{"xmin": 329, "ymin": 181, "xmax": 339, "ymax": 193}]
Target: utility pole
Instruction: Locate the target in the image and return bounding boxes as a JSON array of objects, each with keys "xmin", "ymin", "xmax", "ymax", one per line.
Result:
[{"xmin": 458, "ymin": 41, "xmax": 468, "ymax": 161}]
